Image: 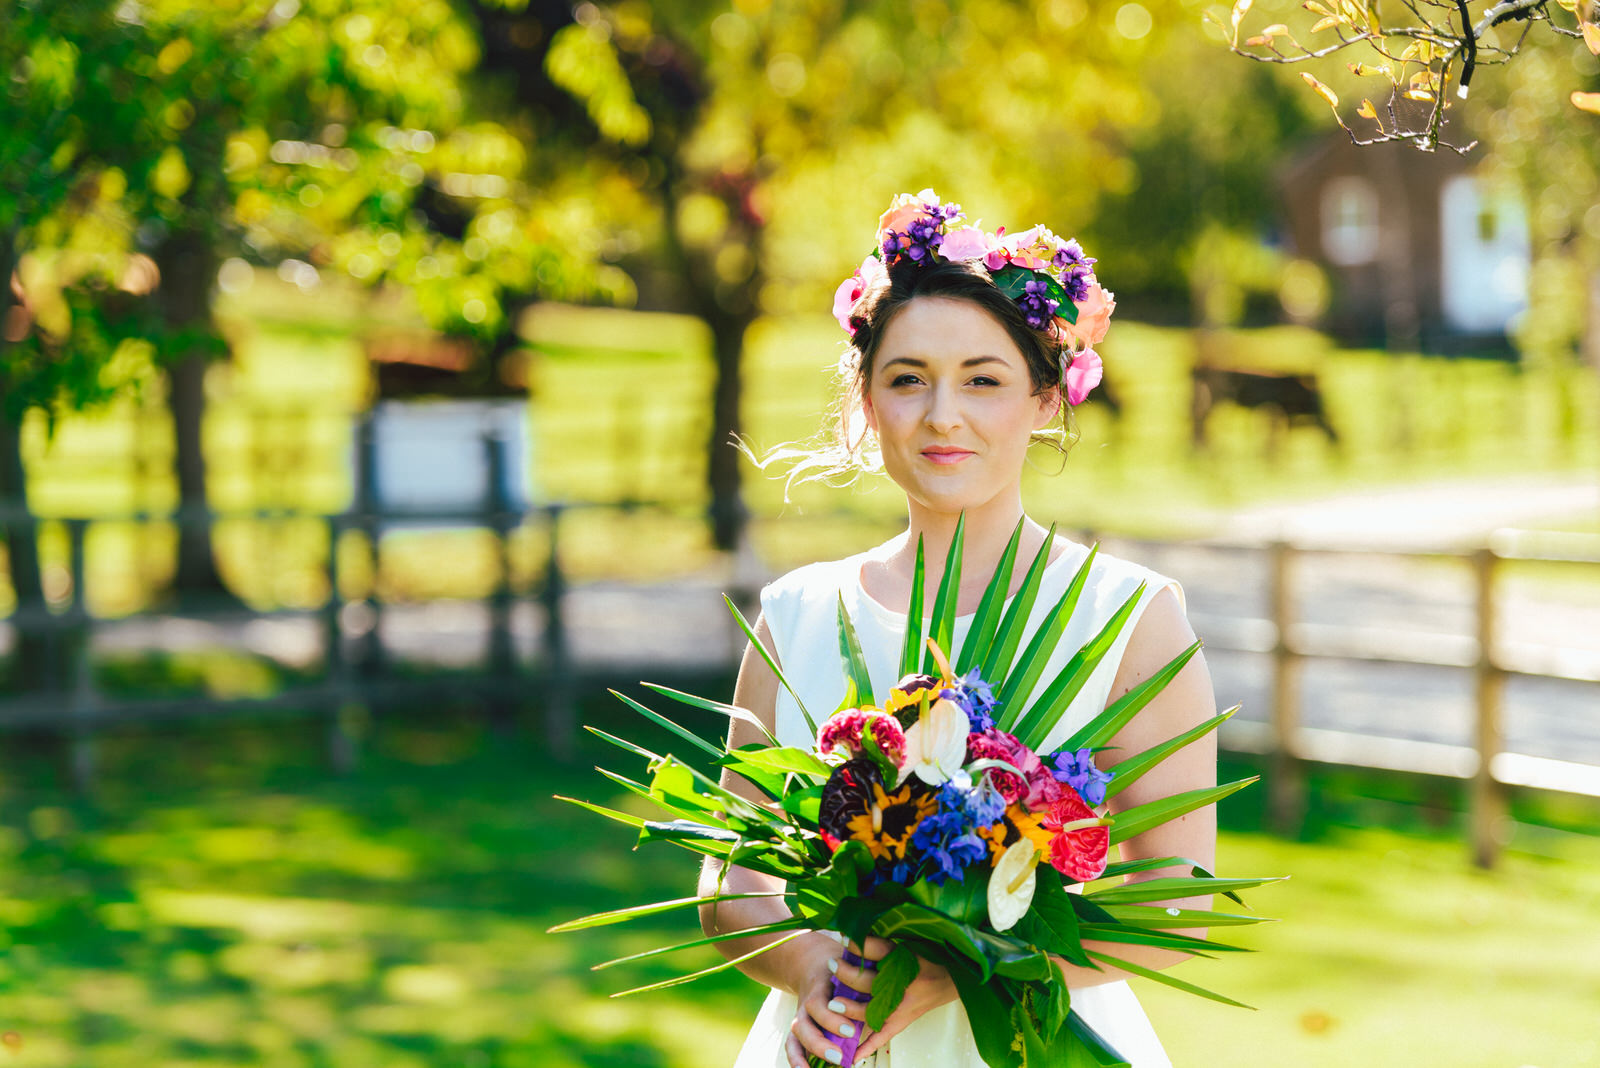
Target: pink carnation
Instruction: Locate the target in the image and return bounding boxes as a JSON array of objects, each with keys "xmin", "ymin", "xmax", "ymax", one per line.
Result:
[
  {"xmin": 966, "ymin": 731, "xmax": 1025, "ymax": 803},
  {"xmin": 817, "ymin": 709, "xmax": 907, "ymax": 766},
  {"xmin": 967, "ymin": 728, "xmax": 1062, "ymax": 810}
]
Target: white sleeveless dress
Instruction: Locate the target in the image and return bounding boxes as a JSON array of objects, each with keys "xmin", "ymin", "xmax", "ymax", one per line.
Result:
[{"xmin": 730, "ymin": 538, "xmax": 1182, "ymax": 1068}]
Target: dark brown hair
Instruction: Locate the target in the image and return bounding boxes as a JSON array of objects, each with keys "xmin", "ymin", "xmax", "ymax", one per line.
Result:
[{"xmin": 847, "ymin": 258, "xmax": 1066, "ymax": 399}]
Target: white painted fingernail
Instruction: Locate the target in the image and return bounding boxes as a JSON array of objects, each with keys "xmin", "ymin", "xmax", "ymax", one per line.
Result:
[
  {"xmin": 827, "ymin": 998, "xmax": 847, "ymax": 1014},
  {"xmin": 838, "ymin": 1021, "xmax": 856, "ymax": 1038},
  {"xmin": 827, "ymin": 958, "xmax": 838, "ymax": 974},
  {"xmin": 824, "ymin": 1048, "xmax": 843, "ymax": 1065}
]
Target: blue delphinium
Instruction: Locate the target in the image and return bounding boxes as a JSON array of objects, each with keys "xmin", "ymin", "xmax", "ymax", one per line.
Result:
[
  {"xmin": 907, "ymin": 783, "xmax": 1006, "ymax": 885},
  {"xmin": 940, "ymin": 667, "xmax": 998, "ymax": 732},
  {"xmin": 1050, "ymin": 747, "xmax": 1115, "ymax": 807}
]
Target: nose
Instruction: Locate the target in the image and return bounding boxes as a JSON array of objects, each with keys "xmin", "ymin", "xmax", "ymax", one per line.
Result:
[{"xmin": 925, "ymin": 383, "xmax": 962, "ymax": 434}]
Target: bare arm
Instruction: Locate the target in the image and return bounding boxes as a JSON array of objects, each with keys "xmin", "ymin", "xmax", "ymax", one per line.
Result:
[
  {"xmin": 696, "ymin": 615, "xmax": 866, "ymax": 1065},
  {"xmin": 1050, "ymin": 584, "xmax": 1219, "ymax": 988}
]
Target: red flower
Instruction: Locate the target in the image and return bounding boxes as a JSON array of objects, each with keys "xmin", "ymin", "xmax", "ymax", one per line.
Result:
[{"xmin": 1043, "ymin": 790, "xmax": 1110, "ymax": 883}]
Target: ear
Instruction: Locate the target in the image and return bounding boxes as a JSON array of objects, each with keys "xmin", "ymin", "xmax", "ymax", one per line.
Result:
[
  {"xmin": 1034, "ymin": 386, "xmax": 1062, "ymax": 431},
  {"xmin": 862, "ymin": 391, "xmax": 878, "ymax": 434}
]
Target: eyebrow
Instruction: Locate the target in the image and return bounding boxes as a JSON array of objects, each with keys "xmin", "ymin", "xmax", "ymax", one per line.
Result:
[{"xmin": 880, "ymin": 355, "xmax": 1009, "ymax": 370}]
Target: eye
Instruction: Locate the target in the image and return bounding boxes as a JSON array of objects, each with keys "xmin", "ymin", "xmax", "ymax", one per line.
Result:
[
  {"xmin": 969, "ymin": 374, "xmax": 1001, "ymax": 387},
  {"xmin": 890, "ymin": 373, "xmax": 923, "ymax": 387}
]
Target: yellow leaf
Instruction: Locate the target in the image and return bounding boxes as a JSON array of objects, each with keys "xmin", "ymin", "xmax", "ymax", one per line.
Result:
[
  {"xmin": 1356, "ymin": 98, "xmax": 1377, "ymax": 119},
  {"xmin": 1262, "ymin": 23, "xmax": 1289, "ymax": 35},
  {"xmin": 1312, "ymin": 14, "xmax": 1341, "ymax": 31},
  {"xmin": 1583, "ymin": 20, "xmax": 1600, "ymax": 56},
  {"xmin": 1403, "ymin": 88, "xmax": 1435, "ymax": 101},
  {"xmin": 1301, "ymin": 71, "xmax": 1339, "ymax": 108},
  {"xmin": 1348, "ymin": 61, "xmax": 1391, "ymax": 77},
  {"xmin": 1231, "ymin": 0, "xmax": 1254, "ymax": 29},
  {"xmin": 1304, "ymin": 0, "xmax": 1333, "ymax": 14},
  {"xmin": 152, "ymin": 146, "xmax": 190, "ymax": 200},
  {"xmin": 1573, "ymin": 91, "xmax": 1600, "ymax": 114}
]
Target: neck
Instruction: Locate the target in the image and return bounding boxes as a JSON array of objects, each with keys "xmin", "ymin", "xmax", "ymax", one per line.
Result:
[{"xmin": 898, "ymin": 487, "xmax": 1046, "ymax": 591}]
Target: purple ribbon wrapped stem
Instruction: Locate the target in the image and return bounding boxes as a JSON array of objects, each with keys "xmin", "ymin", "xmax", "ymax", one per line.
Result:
[{"xmin": 815, "ymin": 948, "xmax": 874, "ymax": 1068}]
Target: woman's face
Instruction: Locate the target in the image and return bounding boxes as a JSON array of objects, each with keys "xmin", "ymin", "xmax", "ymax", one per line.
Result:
[{"xmin": 863, "ymin": 296, "xmax": 1059, "ymax": 518}]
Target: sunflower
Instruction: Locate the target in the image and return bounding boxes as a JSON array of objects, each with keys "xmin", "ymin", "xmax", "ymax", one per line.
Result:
[{"xmin": 843, "ymin": 779, "xmax": 939, "ymax": 863}]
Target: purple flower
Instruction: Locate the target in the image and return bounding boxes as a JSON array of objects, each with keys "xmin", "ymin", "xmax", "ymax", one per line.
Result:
[
  {"xmin": 943, "ymin": 668, "xmax": 998, "ymax": 731},
  {"xmin": 1051, "ymin": 239, "xmax": 1095, "ymax": 272},
  {"xmin": 1016, "ymin": 278, "xmax": 1061, "ymax": 331},
  {"xmin": 1059, "ymin": 263, "xmax": 1092, "ymax": 303},
  {"xmin": 1050, "ymin": 747, "xmax": 1114, "ymax": 807}
]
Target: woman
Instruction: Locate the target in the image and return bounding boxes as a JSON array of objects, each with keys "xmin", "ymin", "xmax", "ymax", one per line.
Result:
[{"xmin": 699, "ymin": 192, "xmax": 1218, "ymax": 1068}]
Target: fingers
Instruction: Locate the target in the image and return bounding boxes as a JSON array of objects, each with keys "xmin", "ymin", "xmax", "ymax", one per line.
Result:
[
  {"xmin": 857, "ymin": 935, "xmax": 894, "ymax": 962},
  {"xmin": 828, "ymin": 953, "xmax": 877, "ymax": 998},
  {"xmin": 789, "ymin": 1000, "xmax": 858, "ymax": 1066}
]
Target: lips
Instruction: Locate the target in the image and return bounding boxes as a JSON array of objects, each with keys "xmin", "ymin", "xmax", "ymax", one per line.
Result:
[{"xmin": 921, "ymin": 447, "xmax": 975, "ymax": 466}]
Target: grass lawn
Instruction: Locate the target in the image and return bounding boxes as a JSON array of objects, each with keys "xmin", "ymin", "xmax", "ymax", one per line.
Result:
[{"xmin": 1, "ymin": 694, "xmax": 1598, "ymax": 1067}]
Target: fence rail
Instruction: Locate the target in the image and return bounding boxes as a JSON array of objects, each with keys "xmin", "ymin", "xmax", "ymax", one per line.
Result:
[{"xmin": 4, "ymin": 470, "xmax": 1599, "ymax": 867}]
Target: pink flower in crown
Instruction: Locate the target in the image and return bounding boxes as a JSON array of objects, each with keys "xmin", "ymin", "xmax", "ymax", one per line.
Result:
[
  {"xmin": 1058, "ymin": 282, "xmax": 1116, "ymax": 348},
  {"xmin": 993, "ymin": 225, "xmax": 1056, "ymax": 271},
  {"xmin": 939, "ymin": 226, "xmax": 996, "ymax": 263},
  {"xmin": 1062, "ymin": 347, "xmax": 1104, "ymax": 406},
  {"xmin": 832, "ymin": 254, "xmax": 888, "ymax": 335}
]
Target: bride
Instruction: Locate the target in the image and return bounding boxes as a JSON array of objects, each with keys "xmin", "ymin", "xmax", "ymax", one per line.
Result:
[{"xmin": 698, "ymin": 191, "xmax": 1218, "ymax": 1068}]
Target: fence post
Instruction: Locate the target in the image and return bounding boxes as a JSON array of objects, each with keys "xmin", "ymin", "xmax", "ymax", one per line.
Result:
[
  {"xmin": 353, "ymin": 412, "xmax": 384, "ymax": 680},
  {"xmin": 1472, "ymin": 547, "xmax": 1506, "ymax": 868},
  {"xmin": 324, "ymin": 512, "xmax": 359, "ymax": 775},
  {"xmin": 484, "ymin": 430, "xmax": 517, "ymax": 735},
  {"xmin": 65, "ymin": 518, "xmax": 96, "ymax": 794},
  {"xmin": 542, "ymin": 503, "xmax": 574, "ymax": 760},
  {"xmin": 1268, "ymin": 540, "xmax": 1303, "ymax": 835}
]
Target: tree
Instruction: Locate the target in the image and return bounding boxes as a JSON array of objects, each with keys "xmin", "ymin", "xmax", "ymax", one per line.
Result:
[
  {"xmin": 1219, "ymin": 0, "xmax": 1599, "ymax": 151},
  {"xmin": 508, "ymin": 0, "xmax": 1289, "ymax": 546},
  {"xmin": 2, "ymin": 0, "xmax": 627, "ymax": 618}
]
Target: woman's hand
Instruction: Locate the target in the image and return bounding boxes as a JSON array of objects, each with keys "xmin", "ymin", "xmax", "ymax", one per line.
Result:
[
  {"xmin": 783, "ymin": 937, "xmax": 863, "ymax": 1067},
  {"xmin": 784, "ymin": 936, "xmax": 959, "ymax": 1066},
  {"xmin": 847, "ymin": 937, "xmax": 959, "ymax": 1063}
]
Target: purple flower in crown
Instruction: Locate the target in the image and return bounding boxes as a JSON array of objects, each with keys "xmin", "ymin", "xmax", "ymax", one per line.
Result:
[
  {"xmin": 877, "ymin": 190, "xmax": 962, "ymax": 266},
  {"xmin": 1050, "ymin": 746, "xmax": 1115, "ymax": 807},
  {"xmin": 1051, "ymin": 238, "xmax": 1096, "ymax": 273},
  {"xmin": 1018, "ymin": 278, "xmax": 1061, "ymax": 330},
  {"xmin": 1058, "ymin": 263, "xmax": 1092, "ymax": 303}
]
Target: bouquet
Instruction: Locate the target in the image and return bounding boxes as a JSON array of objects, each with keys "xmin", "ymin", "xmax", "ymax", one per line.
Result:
[{"xmin": 551, "ymin": 519, "xmax": 1278, "ymax": 1067}]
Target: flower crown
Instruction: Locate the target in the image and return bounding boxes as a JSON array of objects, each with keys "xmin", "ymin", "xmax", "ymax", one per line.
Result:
[{"xmin": 832, "ymin": 190, "xmax": 1115, "ymax": 406}]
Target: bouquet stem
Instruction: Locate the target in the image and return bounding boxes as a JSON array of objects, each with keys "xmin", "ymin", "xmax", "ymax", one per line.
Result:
[{"xmin": 811, "ymin": 948, "xmax": 874, "ymax": 1068}]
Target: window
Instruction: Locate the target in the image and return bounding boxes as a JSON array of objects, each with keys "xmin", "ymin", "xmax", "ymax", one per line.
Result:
[{"xmin": 1320, "ymin": 177, "xmax": 1380, "ymax": 266}]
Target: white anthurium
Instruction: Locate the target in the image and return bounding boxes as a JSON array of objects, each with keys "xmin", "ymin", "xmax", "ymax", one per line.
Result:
[
  {"xmin": 897, "ymin": 697, "xmax": 969, "ymax": 787},
  {"xmin": 989, "ymin": 838, "xmax": 1042, "ymax": 932}
]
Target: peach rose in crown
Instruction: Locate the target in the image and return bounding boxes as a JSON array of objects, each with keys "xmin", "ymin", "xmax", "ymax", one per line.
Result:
[
  {"xmin": 876, "ymin": 189, "xmax": 941, "ymax": 245},
  {"xmin": 1060, "ymin": 281, "xmax": 1116, "ymax": 348}
]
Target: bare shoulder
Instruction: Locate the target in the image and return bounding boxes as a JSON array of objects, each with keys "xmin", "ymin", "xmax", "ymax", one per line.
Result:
[{"xmin": 1109, "ymin": 584, "xmax": 1215, "ymax": 733}]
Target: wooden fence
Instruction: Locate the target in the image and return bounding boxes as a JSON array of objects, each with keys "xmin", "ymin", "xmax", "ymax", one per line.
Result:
[{"xmin": 3, "ymin": 456, "xmax": 1598, "ymax": 866}]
